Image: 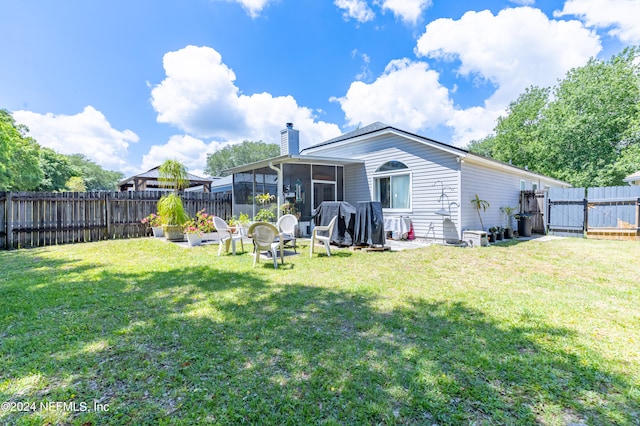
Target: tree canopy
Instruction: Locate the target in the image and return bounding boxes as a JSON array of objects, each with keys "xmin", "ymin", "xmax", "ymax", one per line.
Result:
[
  {"xmin": 0, "ymin": 109, "xmax": 43, "ymax": 191},
  {"xmin": 205, "ymin": 140, "xmax": 280, "ymax": 177},
  {"xmin": 1, "ymin": 109, "xmax": 125, "ymax": 191},
  {"xmin": 469, "ymin": 47, "xmax": 640, "ymax": 187},
  {"xmin": 66, "ymin": 154, "xmax": 124, "ymax": 191}
]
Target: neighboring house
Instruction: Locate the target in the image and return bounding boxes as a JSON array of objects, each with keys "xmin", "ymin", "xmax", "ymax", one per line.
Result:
[
  {"xmin": 119, "ymin": 166, "xmax": 214, "ymax": 192},
  {"xmin": 226, "ymin": 122, "xmax": 570, "ymax": 241},
  {"xmin": 623, "ymin": 171, "xmax": 640, "ymax": 185}
]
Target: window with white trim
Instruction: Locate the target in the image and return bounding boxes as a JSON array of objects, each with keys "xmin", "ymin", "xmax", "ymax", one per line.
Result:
[{"xmin": 374, "ymin": 161, "xmax": 411, "ymax": 210}]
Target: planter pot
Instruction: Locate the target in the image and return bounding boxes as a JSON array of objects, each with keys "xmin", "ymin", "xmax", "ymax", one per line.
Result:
[
  {"xmin": 496, "ymin": 231, "xmax": 504, "ymax": 241},
  {"xmin": 488, "ymin": 232, "xmax": 496, "ymax": 243},
  {"xmin": 163, "ymin": 225, "xmax": 185, "ymax": 242},
  {"xmin": 186, "ymin": 233, "xmax": 202, "ymax": 246},
  {"xmin": 518, "ymin": 216, "xmax": 532, "ymax": 237},
  {"xmin": 504, "ymin": 228, "xmax": 513, "ymax": 239},
  {"xmin": 151, "ymin": 226, "xmax": 164, "ymax": 238}
]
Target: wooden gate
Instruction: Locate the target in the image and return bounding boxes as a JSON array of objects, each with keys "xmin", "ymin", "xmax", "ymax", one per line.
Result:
[
  {"xmin": 547, "ymin": 186, "xmax": 640, "ymax": 240},
  {"xmin": 520, "ymin": 190, "xmax": 547, "ymax": 234}
]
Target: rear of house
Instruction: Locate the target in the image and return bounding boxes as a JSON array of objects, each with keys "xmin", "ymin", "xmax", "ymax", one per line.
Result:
[
  {"xmin": 227, "ymin": 122, "xmax": 569, "ymax": 242},
  {"xmin": 301, "ymin": 122, "xmax": 569, "ymax": 241}
]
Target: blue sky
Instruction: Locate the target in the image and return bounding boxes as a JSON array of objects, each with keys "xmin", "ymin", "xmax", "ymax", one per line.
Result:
[{"xmin": 1, "ymin": 0, "xmax": 638, "ymax": 177}]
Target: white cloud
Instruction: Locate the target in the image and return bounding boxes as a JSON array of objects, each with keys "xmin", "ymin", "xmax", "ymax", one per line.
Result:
[
  {"xmin": 416, "ymin": 8, "xmax": 601, "ymax": 106},
  {"xmin": 332, "ymin": 58, "xmax": 454, "ymax": 131},
  {"xmin": 150, "ymin": 45, "xmax": 342, "ymax": 154},
  {"xmin": 509, "ymin": 0, "xmax": 534, "ymax": 5},
  {"xmin": 12, "ymin": 106, "xmax": 139, "ymax": 173},
  {"xmin": 140, "ymin": 134, "xmax": 226, "ymax": 177},
  {"xmin": 554, "ymin": 0, "xmax": 640, "ymax": 44},
  {"xmin": 222, "ymin": 0, "xmax": 275, "ymax": 18},
  {"xmin": 377, "ymin": 0, "xmax": 431, "ymax": 25},
  {"xmin": 335, "ymin": 0, "xmax": 375, "ymax": 23},
  {"xmin": 414, "ymin": 7, "xmax": 601, "ymax": 145}
]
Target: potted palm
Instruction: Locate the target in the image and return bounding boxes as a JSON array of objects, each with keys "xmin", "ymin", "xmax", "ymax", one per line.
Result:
[
  {"xmin": 471, "ymin": 194, "xmax": 490, "ymax": 231},
  {"xmin": 500, "ymin": 206, "xmax": 516, "ymax": 239},
  {"xmin": 157, "ymin": 160, "xmax": 190, "ymax": 241}
]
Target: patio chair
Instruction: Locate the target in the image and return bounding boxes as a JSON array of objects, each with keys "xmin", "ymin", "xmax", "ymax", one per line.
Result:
[
  {"xmin": 213, "ymin": 216, "xmax": 244, "ymax": 255},
  {"xmin": 276, "ymin": 214, "xmax": 298, "ymax": 253},
  {"xmin": 310, "ymin": 215, "xmax": 338, "ymax": 257},
  {"xmin": 248, "ymin": 222, "xmax": 284, "ymax": 268}
]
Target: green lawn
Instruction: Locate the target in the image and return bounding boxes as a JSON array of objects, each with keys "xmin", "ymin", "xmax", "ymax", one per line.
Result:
[{"xmin": 1, "ymin": 237, "xmax": 639, "ymax": 425}]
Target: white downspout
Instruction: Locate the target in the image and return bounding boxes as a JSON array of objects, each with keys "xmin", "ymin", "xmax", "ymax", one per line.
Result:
[{"xmin": 268, "ymin": 161, "xmax": 283, "ymax": 219}]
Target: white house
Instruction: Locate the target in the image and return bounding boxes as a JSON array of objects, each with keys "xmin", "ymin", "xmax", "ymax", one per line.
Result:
[
  {"xmin": 226, "ymin": 122, "xmax": 570, "ymax": 241},
  {"xmin": 623, "ymin": 171, "xmax": 640, "ymax": 185}
]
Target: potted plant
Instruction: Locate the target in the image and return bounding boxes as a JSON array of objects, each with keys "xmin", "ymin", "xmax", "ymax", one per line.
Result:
[
  {"xmin": 488, "ymin": 226, "xmax": 497, "ymax": 243},
  {"xmin": 194, "ymin": 209, "xmax": 216, "ymax": 241},
  {"xmin": 471, "ymin": 194, "xmax": 490, "ymax": 231},
  {"xmin": 141, "ymin": 213, "xmax": 164, "ymax": 237},
  {"xmin": 183, "ymin": 219, "xmax": 202, "ymax": 246},
  {"xmin": 255, "ymin": 193, "xmax": 276, "ymax": 223},
  {"xmin": 280, "ymin": 201, "xmax": 300, "ymax": 219},
  {"xmin": 157, "ymin": 159, "xmax": 190, "ymax": 241},
  {"xmin": 500, "ymin": 206, "xmax": 517, "ymax": 239},
  {"xmin": 495, "ymin": 226, "xmax": 504, "ymax": 241}
]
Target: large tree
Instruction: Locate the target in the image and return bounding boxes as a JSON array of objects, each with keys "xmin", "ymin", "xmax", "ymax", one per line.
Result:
[
  {"xmin": 204, "ymin": 140, "xmax": 280, "ymax": 177},
  {"xmin": 470, "ymin": 47, "xmax": 640, "ymax": 187},
  {"xmin": 38, "ymin": 148, "xmax": 77, "ymax": 191},
  {"xmin": 0, "ymin": 109, "xmax": 43, "ymax": 191},
  {"xmin": 66, "ymin": 154, "xmax": 124, "ymax": 191}
]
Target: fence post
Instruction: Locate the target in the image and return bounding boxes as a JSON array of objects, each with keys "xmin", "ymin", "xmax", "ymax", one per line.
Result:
[
  {"xmin": 583, "ymin": 198, "xmax": 588, "ymax": 233},
  {"xmin": 636, "ymin": 198, "xmax": 640, "ymax": 230},
  {"xmin": 106, "ymin": 192, "xmax": 112, "ymax": 239},
  {"xmin": 6, "ymin": 192, "xmax": 13, "ymax": 249}
]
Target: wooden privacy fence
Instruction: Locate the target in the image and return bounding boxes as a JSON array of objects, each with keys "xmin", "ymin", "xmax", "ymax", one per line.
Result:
[
  {"xmin": 0, "ymin": 191, "xmax": 232, "ymax": 250},
  {"xmin": 548, "ymin": 186, "xmax": 640, "ymax": 240}
]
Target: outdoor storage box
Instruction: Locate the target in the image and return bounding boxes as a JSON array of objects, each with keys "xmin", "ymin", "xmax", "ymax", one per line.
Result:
[{"xmin": 463, "ymin": 230, "xmax": 488, "ymax": 247}]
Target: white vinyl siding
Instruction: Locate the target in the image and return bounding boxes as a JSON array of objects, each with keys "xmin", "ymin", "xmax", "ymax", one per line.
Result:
[{"xmin": 318, "ymin": 134, "xmax": 461, "ymax": 241}]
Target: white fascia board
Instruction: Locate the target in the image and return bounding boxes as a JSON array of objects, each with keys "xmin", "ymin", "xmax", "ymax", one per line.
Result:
[
  {"xmin": 224, "ymin": 154, "xmax": 364, "ymax": 174},
  {"xmin": 465, "ymin": 154, "xmax": 571, "ymax": 187},
  {"xmin": 303, "ymin": 128, "xmax": 467, "ymax": 159}
]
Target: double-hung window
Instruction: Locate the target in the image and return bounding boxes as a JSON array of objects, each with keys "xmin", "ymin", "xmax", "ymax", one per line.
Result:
[{"xmin": 374, "ymin": 161, "xmax": 411, "ymax": 211}]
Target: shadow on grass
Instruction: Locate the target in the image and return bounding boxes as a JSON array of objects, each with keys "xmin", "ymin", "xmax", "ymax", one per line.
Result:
[{"xmin": 1, "ymin": 259, "xmax": 638, "ymax": 424}]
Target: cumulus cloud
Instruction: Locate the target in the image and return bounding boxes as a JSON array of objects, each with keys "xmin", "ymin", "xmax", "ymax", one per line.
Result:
[
  {"xmin": 140, "ymin": 134, "xmax": 225, "ymax": 177},
  {"xmin": 12, "ymin": 106, "xmax": 139, "ymax": 173},
  {"xmin": 335, "ymin": 0, "xmax": 375, "ymax": 23},
  {"xmin": 378, "ymin": 0, "xmax": 432, "ymax": 25},
  {"xmin": 221, "ymin": 0, "xmax": 275, "ymax": 18},
  {"xmin": 150, "ymin": 45, "xmax": 342, "ymax": 166},
  {"xmin": 554, "ymin": 0, "xmax": 640, "ymax": 44},
  {"xmin": 416, "ymin": 8, "xmax": 601, "ymax": 106},
  {"xmin": 332, "ymin": 58, "xmax": 454, "ymax": 131},
  {"xmin": 413, "ymin": 7, "xmax": 601, "ymax": 144}
]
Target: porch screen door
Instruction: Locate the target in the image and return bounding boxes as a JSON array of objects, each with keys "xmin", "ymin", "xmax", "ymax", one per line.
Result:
[{"xmin": 313, "ymin": 182, "xmax": 335, "ymax": 208}]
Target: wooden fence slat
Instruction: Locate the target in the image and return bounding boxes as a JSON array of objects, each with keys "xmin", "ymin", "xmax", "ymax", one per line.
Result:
[{"xmin": 1, "ymin": 191, "xmax": 231, "ymax": 249}]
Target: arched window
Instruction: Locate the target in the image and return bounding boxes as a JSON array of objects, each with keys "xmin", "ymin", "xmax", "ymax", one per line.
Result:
[
  {"xmin": 373, "ymin": 161, "xmax": 411, "ymax": 210},
  {"xmin": 376, "ymin": 161, "xmax": 408, "ymax": 172}
]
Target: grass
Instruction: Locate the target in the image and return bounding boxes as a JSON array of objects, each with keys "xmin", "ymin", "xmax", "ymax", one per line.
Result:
[{"xmin": 0, "ymin": 237, "xmax": 639, "ymax": 425}]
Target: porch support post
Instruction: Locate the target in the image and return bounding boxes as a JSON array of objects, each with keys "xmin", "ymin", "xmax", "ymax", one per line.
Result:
[{"xmin": 268, "ymin": 161, "xmax": 283, "ymax": 220}]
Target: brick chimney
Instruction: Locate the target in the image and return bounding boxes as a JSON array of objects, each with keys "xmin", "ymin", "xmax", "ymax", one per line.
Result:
[{"xmin": 280, "ymin": 122, "xmax": 299, "ymax": 155}]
